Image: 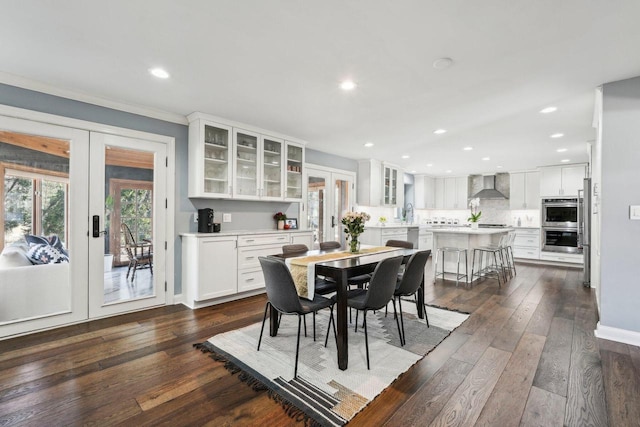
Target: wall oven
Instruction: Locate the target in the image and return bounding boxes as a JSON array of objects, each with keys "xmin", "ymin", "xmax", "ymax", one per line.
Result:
[
  {"xmin": 542, "ymin": 198, "xmax": 579, "ymax": 227},
  {"xmin": 542, "ymin": 227, "xmax": 581, "ymax": 254}
]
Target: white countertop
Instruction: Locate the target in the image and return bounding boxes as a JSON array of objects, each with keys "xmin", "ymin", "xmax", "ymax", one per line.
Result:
[
  {"xmin": 424, "ymin": 226, "xmax": 514, "ymax": 235},
  {"xmin": 365, "ymin": 224, "xmax": 419, "ymax": 229},
  {"xmin": 181, "ymin": 229, "xmax": 312, "ymax": 237}
]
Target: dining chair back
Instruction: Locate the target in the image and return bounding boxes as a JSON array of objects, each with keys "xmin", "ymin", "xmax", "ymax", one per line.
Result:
[
  {"xmin": 385, "ymin": 239, "xmax": 414, "ymax": 249},
  {"xmin": 319, "ymin": 241, "xmax": 341, "ymax": 250},
  {"xmin": 362, "ymin": 255, "xmax": 403, "ymax": 311},
  {"xmin": 282, "ymin": 244, "xmax": 309, "ymax": 255},
  {"xmin": 393, "ymin": 250, "xmax": 431, "ymax": 344}
]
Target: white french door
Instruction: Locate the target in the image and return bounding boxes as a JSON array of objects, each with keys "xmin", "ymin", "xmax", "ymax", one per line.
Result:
[
  {"xmin": 305, "ymin": 166, "xmax": 355, "ymax": 249},
  {"xmin": 88, "ymin": 133, "xmax": 167, "ymax": 318}
]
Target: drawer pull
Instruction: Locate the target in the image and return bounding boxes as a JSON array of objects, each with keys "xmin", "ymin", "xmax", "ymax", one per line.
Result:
[
  {"xmin": 245, "ymin": 278, "xmax": 255, "ymax": 282},
  {"xmin": 277, "ymin": 237, "xmax": 287, "ymax": 240},
  {"xmin": 245, "ymin": 239, "xmax": 255, "ymax": 242},
  {"xmin": 245, "ymin": 256, "xmax": 255, "ymax": 260}
]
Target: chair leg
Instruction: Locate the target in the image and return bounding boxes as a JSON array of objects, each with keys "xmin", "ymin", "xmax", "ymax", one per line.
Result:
[
  {"xmin": 355, "ymin": 310, "xmax": 359, "ymax": 333},
  {"xmin": 303, "ymin": 315, "xmax": 307, "ymax": 337},
  {"xmin": 324, "ymin": 306, "xmax": 338, "ymax": 348},
  {"xmin": 392, "ymin": 298, "xmax": 403, "ymax": 347},
  {"xmin": 257, "ymin": 302, "xmax": 270, "ymax": 351},
  {"xmin": 363, "ymin": 310, "xmax": 370, "ymax": 370},
  {"xmin": 396, "ymin": 297, "xmax": 405, "ymax": 346},
  {"xmin": 313, "ymin": 312, "xmax": 316, "ymax": 341},
  {"xmin": 294, "ymin": 314, "xmax": 302, "ymax": 377}
]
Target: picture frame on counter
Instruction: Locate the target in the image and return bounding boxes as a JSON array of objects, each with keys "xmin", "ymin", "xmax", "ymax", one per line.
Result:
[{"xmin": 285, "ymin": 218, "xmax": 298, "ymax": 229}]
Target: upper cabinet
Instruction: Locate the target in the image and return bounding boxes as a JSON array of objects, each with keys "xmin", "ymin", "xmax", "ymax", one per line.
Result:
[
  {"xmin": 357, "ymin": 160, "xmax": 403, "ymax": 207},
  {"xmin": 187, "ymin": 113, "xmax": 305, "ymax": 201},
  {"xmin": 510, "ymin": 171, "xmax": 540, "ymax": 209},
  {"xmin": 435, "ymin": 176, "xmax": 468, "ymax": 209},
  {"xmin": 539, "ymin": 164, "xmax": 587, "ymax": 197},
  {"xmin": 414, "ymin": 175, "xmax": 436, "ymax": 209}
]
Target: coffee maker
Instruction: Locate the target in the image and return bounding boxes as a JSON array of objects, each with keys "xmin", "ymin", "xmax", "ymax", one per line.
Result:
[{"xmin": 197, "ymin": 208, "xmax": 214, "ymax": 233}]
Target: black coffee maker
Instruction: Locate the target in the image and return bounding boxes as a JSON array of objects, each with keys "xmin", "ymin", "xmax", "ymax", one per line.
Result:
[{"xmin": 197, "ymin": 208, "xmax": 214, "ymax": 233}]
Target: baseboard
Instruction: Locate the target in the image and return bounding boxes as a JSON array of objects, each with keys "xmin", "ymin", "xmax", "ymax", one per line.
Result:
[{"xmin": 594, "ymin": 322, "xmax": 640, "ymax": 347}]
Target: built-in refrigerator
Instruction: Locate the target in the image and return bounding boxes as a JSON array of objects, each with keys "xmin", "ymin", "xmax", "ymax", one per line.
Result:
[{"xmin": 579, "ymin": 178, "xmax": 591, "ymax": 287}]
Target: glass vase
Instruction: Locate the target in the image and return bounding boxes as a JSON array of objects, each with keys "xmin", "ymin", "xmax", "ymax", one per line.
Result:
[{"xmin": 349, "ymin": 236, "xmax": 360, "ymax": 253}]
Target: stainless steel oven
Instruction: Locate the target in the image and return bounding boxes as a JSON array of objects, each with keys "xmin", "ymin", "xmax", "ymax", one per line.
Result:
[
  {"xmin": 542, "ymin": 227, "xmax": 581, "ymax": 254},
  {"xmin": 542, "ymin": 198, "xmax": 579, "ymax": 227}
]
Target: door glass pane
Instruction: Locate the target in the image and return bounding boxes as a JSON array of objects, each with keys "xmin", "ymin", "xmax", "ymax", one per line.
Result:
[
  {"xmin": 286, "ymin": 145, "xmax": 303, "ymax": 199},
  {"xmin": 333, "ymin": 179, "xmax": 350, "ymax": 244},
  {"xmin": 307, "ymin": 176, "xmax": 326, "ymax": 248},
  {"xmin": 0, "ymin": 131, "xmax": 71, "ymax": 325},
  {"xmin": 262, "ymin": 138, "xmax": 282, "ymax": 198},
  {"xmin": 203, "ymin": 124, "xmax": 229, "ymax": 194},
  {"xmin": 104, "ymin": 146, "xmax": 154, "ymax": 304}
]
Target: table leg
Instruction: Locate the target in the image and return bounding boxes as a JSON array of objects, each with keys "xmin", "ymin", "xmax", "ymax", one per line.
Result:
[
  {"xmin": 269, "ymin": 304, "xmax": 279, "ymax": 337},
  {"xmin": 337, "ymin": 270, "xmax": 348, "ymax": 370},
  {"xmin": 416, "ymin": 277, "xmax": 425, "ymax": 319}
]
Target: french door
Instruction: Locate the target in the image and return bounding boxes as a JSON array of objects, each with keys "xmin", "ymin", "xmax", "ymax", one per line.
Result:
[
  {"xmin": 305, "ymin": 166, "xmax": 355, "ymax": 248},
  {"xmin": 0, "ymin": 115, "xmax": 168, "ymax": 338}
]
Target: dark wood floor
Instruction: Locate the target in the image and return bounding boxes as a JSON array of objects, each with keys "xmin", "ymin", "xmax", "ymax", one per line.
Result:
[{"xmin": 1, "ymin": 262, "xmax": 639, "ymax": 426}]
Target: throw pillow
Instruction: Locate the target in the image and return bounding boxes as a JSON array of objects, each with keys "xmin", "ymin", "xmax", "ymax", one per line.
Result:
[
  {"xmin": 27, "ymin": 243, "xmax": 69, "ymax": 265},
  {"xmin": 48, "ymin": 235, "xmax": 69, "ymax": 256},
  {"xmin": 25, "ymin": 234, "xmax": 50, "ymax": 246},
  {"xmin": 0, "ymin": 247, "xmax": 32, "ymax": 268}
]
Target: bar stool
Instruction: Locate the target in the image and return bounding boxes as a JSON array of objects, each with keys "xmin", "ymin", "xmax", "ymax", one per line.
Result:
[
  {"xmin": 471, "ymin": 235, "xmax": 508, "ymax": 287},
  {"xmin": 434, "ymin": 247, "xmax": 468, "ymax": 286}
]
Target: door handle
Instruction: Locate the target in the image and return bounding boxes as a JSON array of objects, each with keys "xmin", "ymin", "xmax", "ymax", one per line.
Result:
[
  {"xmin": 331, "ymin": 216, "xmax": 336, "ymax": 228},
  {"xmin": 92, "ymin": 215, "xmax": 106, "ymax": 238}
]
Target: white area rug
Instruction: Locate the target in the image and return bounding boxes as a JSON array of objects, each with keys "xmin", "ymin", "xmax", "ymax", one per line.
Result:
[{"xmin": 195, "ymin": 303, "xmax": 468, "ymax": 426}]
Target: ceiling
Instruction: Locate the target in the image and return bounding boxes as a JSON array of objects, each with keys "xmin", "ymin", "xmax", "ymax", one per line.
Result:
[{"xmin": 2, "ymin": 1, "xmax": 640, "ymax": 176}]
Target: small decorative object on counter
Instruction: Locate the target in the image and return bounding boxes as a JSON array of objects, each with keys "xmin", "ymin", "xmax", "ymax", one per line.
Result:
[
  {"xmin": 274, "ymin": 212, "xmax": 287, "ymax": 230},
  {"xmin": 468, "ymin": 198, "xmax": 482, "ymax": 229},
  {"xmin": 342, "ymin": 211, "xmax": 371, "ymax": 253},
  {"xmin": 379, "ymin": 216, "xmax": 387, "ymax": 226}
]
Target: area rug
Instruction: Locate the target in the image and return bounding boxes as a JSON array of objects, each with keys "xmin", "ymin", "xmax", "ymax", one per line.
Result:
[{"xmin": 195, "ymin": 303, "xmax": 468, "ymax": 426}]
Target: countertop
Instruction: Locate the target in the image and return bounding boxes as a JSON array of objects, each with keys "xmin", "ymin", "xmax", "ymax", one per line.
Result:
[
  {"xmin": 181, "ymin": 229, "xmax": 312, "ymax": 237},
  {"xmin": 424, "ymin": 226, "xmax": 514, "ymax": 235},
  {"xmin": 365, "ymin": 224, "xmax": 419, "ymax": 229}
]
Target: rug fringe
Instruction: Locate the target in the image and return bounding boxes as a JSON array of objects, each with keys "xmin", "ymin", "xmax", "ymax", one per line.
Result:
[{"xmin": 193, "ymin": 342, "xmax": 322, "ymax": 426}]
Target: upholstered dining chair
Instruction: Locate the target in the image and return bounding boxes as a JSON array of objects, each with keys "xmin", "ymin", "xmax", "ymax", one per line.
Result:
[
  {"xmin": 121, "ymin": 223, "xmax": 153, "ymax": 282},
  {"xmin": 319, "ymin": 241, "xmax": 341, "ymax": 250},
  {"xmin": 257, "ymin": 257, "xmax": 337, "ymax": 377},
  {"xmin": 348, "ymin": 239, "xmax": 414, "ymax": 289},
  {"xmin": 391, "ymin": 250, "xmax": 431, "ymax": 346},
  {"xmin": 385, "ymin": 239, "xmax": 414, "ymax": 249},
  {"xmin": 281, "ymin": 244, "xmax": 337, "ymax": 296},
  {"xmin": 335, "ymin": 255, "xmax": 403, "ymax": 369}
]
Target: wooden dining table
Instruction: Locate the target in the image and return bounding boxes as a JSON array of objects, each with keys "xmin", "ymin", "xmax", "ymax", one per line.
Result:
[{"xmin": 272, "ymin": 246, "xmax": 424, "ymax": 370}]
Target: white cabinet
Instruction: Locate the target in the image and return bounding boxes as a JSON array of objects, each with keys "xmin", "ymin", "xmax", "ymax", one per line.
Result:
[
  {"xmin": 291, "ymin": 231, "xmax": 313, "ymax": 248},
  {"xmin": 357, "ymin": 160, "xmax": 403, "ymax": 207},
  {"xmin": 187, "ymin": 112, "xmax": 305, "ymax": 201},
  {"xmin": 418, "ymin": 230, "xmax": 433, "ymax": 252},
  {"xmin": 539, "ymin": 164, "xmax": 586, "ymax": 197},
  {"xmin": 237, "ymin": 233, "xmax": 290, "ymax": 293},
  {"xmin": 435, "ymin": 176, "xmax": 468, "ymax": 209},
  {"xmin": 510, "ymin": 171, "xmax": 540, "ymax": 210},
  {"xmin": 182, "ymin": 235, "xmax": 238, "ymax": 304},
  {"xmin": 539, "ymin": 252, "xmax": 583, "ymax": 264},
  {"xmin": 360, "ymin": 227, "xmax": 409, "ymax": 246},
  {"xmin": 414, "ymin": 175, "xmax": 436, "ymax": 209},
  {"xmin": 512, "ymin": 228, "xmax": 540, "ymax": 260}
]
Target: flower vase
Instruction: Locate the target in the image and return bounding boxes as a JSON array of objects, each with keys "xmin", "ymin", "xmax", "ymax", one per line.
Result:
[
  {"xmin": 471, "ymin": 222, "xmax": 479, "ymax": 229},
  {"xmin": 349, "ymin": 236, "xmax": 360, "ymax": 253},
  {"xmin": 277, "ymin": 220, "xmax": 285, "ymax": 230}
]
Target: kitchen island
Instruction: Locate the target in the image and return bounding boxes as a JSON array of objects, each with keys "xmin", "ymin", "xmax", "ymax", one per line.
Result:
[{"xmin": 427, "ymin": 226, "xmax": 513, "ymax": 284}]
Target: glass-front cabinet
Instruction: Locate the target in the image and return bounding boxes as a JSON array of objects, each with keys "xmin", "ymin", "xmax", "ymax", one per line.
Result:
[
  {"xmin": 383, "ymin": 165, "xmax": 397, "ymax": 205},
  {"xmin": 188, "ymin": 119, "xmax": 233, "ymax": 198},
  {"xmin": 187, "ymin": 112, "xmax": 304, "ymax": 201},
  {"xmin": 285, "ymin": 142, "xmax": 304, "ymax": 201}
]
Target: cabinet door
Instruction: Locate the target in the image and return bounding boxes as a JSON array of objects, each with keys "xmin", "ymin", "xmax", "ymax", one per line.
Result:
[
  {"xmin": 383, "ymin": 166, "xmax": 392, "ymax": 205},
  {"xmin": 285, "ymin": 142, "xmax": 304, "ymax": 201},
  {"xmin": 510, "ymin": 172, "xmax": 526, "ymax": 209},
  {"xmin": 290, "ymin": 232, "xmax": 313, "ymax": 248},
  {"xmin": 561, "ymin": 165, "xmax": 586, "ymax": 196},
  {"xmin": 261, "ymin": 136, "xmax": 284, "ymax": 200},
  {"xmin": 434, "ymin": 178, "xmax": 445, "ymax": 209},
  {"xmin": 539, "ymin": 167, "xmax": 562, "ymax": 197},
  {"xmin": 197, "ymin": 238, "xmax": 237, "ymax": 300},
  {"xmin": 524, "ymin": 171, "xmax": 540, "ymax": 209},
  {"xmin": 190, "ymin": 121, "xmax": 233, "ymax": 197},
  {"xmin": 233, "ymin": 129, "xmax": 260, "ymax": 199},
  {"xmin": 455, "ymin": 176, "xmax": 468, "ymax": 209},
  {"xmin": 414, "ymin": 175, "xmax": 425, "ymax": 209},
  {"xmin": 443, "ymin": 178, "xmax": 456, "ymax": 209}
]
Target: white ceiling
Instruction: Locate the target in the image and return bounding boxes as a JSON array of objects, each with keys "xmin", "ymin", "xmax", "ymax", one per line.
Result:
[{"xmin": 2, "ymin": 1, "xmax": 640, "ymax": 176}]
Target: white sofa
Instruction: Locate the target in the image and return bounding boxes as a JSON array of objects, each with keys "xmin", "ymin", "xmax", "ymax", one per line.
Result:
[{"xmin": 0, "ymin": 245, "xmax": 71, "ymax": 324}]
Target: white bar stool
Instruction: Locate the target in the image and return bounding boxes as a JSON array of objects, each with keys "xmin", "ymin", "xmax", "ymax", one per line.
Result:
[{"xmin": 434, "ymin": 247, "xmax": 468, "ymax": 286}]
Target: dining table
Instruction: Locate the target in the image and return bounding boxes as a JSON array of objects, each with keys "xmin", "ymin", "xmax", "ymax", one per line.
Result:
[{"xmin": 272, "ymin": 246, "xmax": 423, "ymax": 370}]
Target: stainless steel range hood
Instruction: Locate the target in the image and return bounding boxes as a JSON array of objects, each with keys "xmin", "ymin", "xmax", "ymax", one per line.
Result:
[{"xmin": 471, "ymin": 175, "xmax": 508, "ymax": 199}]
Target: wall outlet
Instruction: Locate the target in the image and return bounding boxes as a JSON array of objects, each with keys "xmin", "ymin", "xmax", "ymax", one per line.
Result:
[{"xmin": 223, "ymin": 213, "xmax": 232, "ymax": 222}]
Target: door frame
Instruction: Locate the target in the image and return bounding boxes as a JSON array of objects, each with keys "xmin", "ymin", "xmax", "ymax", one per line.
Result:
[
  {"xmin": 0, "ymin": 104, "xmax": 176, "ymax": 313},
  {"xmin": 303, "ymin": 163, "xmax": 356, "ymax": 246}
]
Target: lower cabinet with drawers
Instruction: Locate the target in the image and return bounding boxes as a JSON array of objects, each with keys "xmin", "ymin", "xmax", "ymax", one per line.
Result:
[
  {"xmin": 181, "ymin": 230, "xmax": 313, "ymax": 308},
  {"xmin": 512, "ymin": 228, "xmax": 540, "ymax": 260}
]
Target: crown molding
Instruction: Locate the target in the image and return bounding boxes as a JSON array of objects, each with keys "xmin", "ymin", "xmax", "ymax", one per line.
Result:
[{"xmin": 0, "ymin": 71, "xmax": 188, "ymax": 125}]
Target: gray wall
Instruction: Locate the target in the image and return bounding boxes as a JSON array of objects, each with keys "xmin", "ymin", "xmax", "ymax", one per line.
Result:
[
  {"xmin": 601, "ymin": 76, "xmax": 640, "ymax": 333},
  {"xmin": 0, "ymin": 83, "xmax": 355, "ymax": 295}
]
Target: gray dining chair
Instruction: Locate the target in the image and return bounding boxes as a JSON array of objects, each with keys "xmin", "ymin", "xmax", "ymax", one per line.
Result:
[
  {"xmin": 257, "ymin": 257, "xmax": 337, "ymax": 377},
  {"xmin": 349, "ymin": 239, "xmax": 414, "ymax": 289},
  {"xmin": 335, "ymin": 255, "xmax": 403, "ymax": 369},
  {"xmin": 385, "ymin": 239, "xmax": 414, "ymax": 249},
  {"xmin": 281, "ymin": 244, "xmax": 337, "ymax": 295},
  {"xmin": 319, "ymin": 241, "xmax": 341, "ymax": 250},
  {"xmin": 392, "ymin": 250, "xmax": 431, "ymax": 346}
]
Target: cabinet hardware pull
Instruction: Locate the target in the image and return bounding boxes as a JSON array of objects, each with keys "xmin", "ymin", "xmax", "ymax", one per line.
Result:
[
  {"xmin": 245, "ymin": 239, "xmax": 254, "ymax": 242},
  {"xmin": 246, "ymin": 278, "xmax": 255, "ymax": 282},
  {"xmin": 246, "ymin": 256, "xmax": 255, "ymax": 260}
]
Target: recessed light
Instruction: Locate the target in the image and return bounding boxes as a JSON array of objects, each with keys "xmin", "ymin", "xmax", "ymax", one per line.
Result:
[
  {"xmin": 463, "ymin": 146, "xmax": 473, "ymax": 151},
  {"xmin": 340, "ymin": 80, "xmax": 357, "ymax": 91},
  {"xmin": 445, "ymin": 170, "xmax": 452, "ymax": 173},
  {"xmin": 411, "ymin": 170, "xmax": 416, "ymax": 173},
  {"xmin": 561, "ymin": 159, "xmax": 571, "ymax": 163},
  {"xmin": 540, "ymin": 106, "xmax": 557, "ymax": 114},
  {"xmin": 433, "ymin": 129, "xmax": 447, "ymax": 135},
  {"xmin": 550, "ymin": 133, "xmax": 564, "ymax": 138},
  {"xmin": 364, "ymin": 142, "xmax": 374, "ymax": 147},
  {"xmin": 433, "ymin": 57, "xmax": 453, "ymax": 70},
  {"xmin": 557, "ymin": 148, "xmax": 568, "ymax": 152},
  {"xmin": 427, "ymin": 163, "xmax": 433, "ymax": 167},
  {"xmin": 496, "ymin": 165, "xmax": 503, "ymax": 169},
  {"xmin": 482, "ymin": 157, "xmax": 490, "ymax": 161},
  {"xmin": 401, "ymin": 155, "xmax": 410, "ymax": 159},
  {"xmin": 149, "ymin": 68, "xmax": 170, "ymax": 79}
]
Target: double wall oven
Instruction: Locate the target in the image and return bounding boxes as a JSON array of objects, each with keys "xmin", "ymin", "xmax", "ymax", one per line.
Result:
[{"xmin": 541, "ymin": 198, "xmax": 583, "ymax": 254}]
